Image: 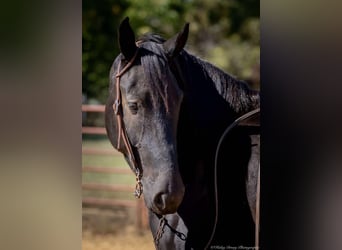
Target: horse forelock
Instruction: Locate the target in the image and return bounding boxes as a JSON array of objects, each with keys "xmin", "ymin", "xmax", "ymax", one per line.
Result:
[
  {"xmin": 138, "ymin": 41, "xmax": 180, "ymax": 113},
  {"xmin": 111, "ymin": 36, "xmax": 176, "ymax": 114},
  {"xmin": 137, "ymin": 33, "xmax": 166, "ymax": 45}
]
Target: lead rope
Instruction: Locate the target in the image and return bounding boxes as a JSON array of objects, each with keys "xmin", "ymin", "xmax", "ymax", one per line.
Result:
[
  {"xmin": 204, "ymin": 108, "xmax": 260, "ymax": 249},
  {"xmin": 113, "ymin": 49, "xmax": 143, "ymax": 198}
]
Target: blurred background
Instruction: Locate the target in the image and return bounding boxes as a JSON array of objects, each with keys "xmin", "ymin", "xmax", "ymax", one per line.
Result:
[
  {"xmin": 2, "ymin": 0, "xmax": 342, "ymax": 250},
  {"xmin": 83, "ymin": 0, "xmax": 260, "ymax": 105},
  {"xmin": 82, "ymin": 0, "xmax": 259, "ymax": 249}
]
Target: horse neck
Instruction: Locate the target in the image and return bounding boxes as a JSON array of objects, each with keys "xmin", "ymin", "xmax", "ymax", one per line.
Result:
[{"xmin": 182, "ymin": 52, "xmax": 260, "ymax": 116}]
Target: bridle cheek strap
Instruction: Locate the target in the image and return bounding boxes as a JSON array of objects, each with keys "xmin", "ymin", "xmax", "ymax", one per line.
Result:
[{"xmin": 113, "ymin": 49, "xmax": 143, "ymax": 198}]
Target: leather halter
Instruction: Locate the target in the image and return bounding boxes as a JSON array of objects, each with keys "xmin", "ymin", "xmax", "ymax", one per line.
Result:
[{"xmin": 113, "ymin": 49, "xmax": 143, "ymax": 198}]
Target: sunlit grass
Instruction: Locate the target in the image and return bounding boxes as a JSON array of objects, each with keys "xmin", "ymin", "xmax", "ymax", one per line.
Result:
[
  {"xmin": 82, "ymin": 135, "xmax": 113, "ymax": 150},
  {"xmin": 82, "ymin": 155, "xmax": 127, "ymax": 168}
]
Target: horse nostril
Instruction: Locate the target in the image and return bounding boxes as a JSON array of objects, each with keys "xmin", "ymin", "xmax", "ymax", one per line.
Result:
[
  {"xmin": 151, "ymin": 176, "xmax": 185, "ymax": 215},
  {"xmin": 153, "ymin": 192, "xmax": 167, "ymax": 211},
  {"xmin": 152, "ymin": 191, "xmax": 184, "ymax": 215}
]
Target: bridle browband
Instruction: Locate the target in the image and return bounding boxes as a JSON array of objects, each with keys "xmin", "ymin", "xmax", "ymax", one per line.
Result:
[{"xmin": 113, "ymin": 48, "xmax": 143, "ymax": 198}]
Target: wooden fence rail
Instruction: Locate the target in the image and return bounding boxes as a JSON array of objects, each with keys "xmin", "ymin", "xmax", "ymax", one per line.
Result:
[
  {"xmin": 82, "ymin": 127, "xmax": 107, "ymax": 135},
  {"xmin": 82, "ymin": 197, "xmax": 136, "ymax": 208},
  {"xmin": 83, "ymin": 166, "xmax": 131, "ymax": 174}
]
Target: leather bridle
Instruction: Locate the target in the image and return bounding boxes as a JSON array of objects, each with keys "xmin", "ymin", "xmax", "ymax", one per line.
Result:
[{"xmin": 113, "ymin": 48, "xmax": 143, "ymax": 198}]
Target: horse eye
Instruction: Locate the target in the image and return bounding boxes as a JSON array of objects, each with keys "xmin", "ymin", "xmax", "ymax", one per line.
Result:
[{"xmin": 128, "ymin": 102, "xmax": 139, "ymax": 114}]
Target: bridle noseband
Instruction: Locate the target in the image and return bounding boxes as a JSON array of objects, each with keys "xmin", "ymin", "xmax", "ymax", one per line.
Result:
[{"xmin": 113, "ymin": 48, "xmax": 143, "ymax": 198}]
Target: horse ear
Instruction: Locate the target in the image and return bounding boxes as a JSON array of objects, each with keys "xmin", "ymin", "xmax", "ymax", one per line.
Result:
[
  {"xmin": 118, "ymin": 17, "xmax": 138, "ymax": 60},
  {"xmin": 163, "ymin": 23, "xmax": 189, "ymax": 58}
]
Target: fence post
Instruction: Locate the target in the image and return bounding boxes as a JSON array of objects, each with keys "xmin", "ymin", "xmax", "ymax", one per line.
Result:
[
  {"xmin": 136, "ymin": 196, "xmax": 150, "ymax": 231},
  {"xmin": 136, "ymin": 197, "xmax": 143, "ymax": 231}
]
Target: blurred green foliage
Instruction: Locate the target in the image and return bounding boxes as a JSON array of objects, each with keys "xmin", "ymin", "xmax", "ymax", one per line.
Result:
[{"xmin": 83, "ymin": 0, "xmax": 259, "ymax": 103}]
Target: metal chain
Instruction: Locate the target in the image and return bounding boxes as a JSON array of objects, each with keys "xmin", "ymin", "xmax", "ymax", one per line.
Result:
[
  {"xmin": 154, "ymin": 216, "xmax": 166, "ymax": 246},
  {"xmin": 134, "ymin": 169, "xmax": 143, "ymax": 198}
]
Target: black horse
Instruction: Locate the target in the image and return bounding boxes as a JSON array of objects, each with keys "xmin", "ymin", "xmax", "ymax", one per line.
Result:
[{"xmin": 105, "ymin": 17, "xmax": 260, "ymax": 249}]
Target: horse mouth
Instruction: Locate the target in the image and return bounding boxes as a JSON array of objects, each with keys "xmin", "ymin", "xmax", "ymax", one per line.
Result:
[{"xmin": 151, "ymin": 204, "xmax": 179, "ymax": 215}]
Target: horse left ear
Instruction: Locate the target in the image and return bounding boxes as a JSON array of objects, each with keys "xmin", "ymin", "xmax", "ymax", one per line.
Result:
[
  {"xmin": 163, "ymin": 23, "xmax": 189, "ymax": 58},
  {"xmin": 118, "ymin": 17, "xmax": 138, "ymax": 60}
]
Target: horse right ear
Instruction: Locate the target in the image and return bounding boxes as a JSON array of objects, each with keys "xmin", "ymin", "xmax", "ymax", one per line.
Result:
[
  {"xmin": 118, "ymin": 17, "xmax": 138, "ymax": 60},
  {"xmin": 163, "ymin": 23, "xmax": 189, "ymax": 58}
]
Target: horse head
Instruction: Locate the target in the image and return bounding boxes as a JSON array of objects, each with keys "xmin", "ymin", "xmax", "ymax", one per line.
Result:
[{"xmin": 105, "ymin": 17, "xmax": 188, "ymax": 215}]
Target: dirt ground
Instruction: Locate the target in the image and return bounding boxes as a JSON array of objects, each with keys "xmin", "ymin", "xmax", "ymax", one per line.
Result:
[
  {"xmin": 82, "ymin": 228, "xmax": 154, "ymax": 250},
  {"xmin": 82, "ymin": 206, "xmax": 154, "ymax": 250}
]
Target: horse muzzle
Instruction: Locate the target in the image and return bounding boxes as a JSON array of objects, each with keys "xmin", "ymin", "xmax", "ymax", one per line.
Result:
[{"xmin": 146, "ymin": 171, "xmax": 185, "ymax": 215}]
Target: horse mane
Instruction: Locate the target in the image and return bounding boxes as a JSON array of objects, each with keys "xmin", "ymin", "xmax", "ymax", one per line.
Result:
[
  {"xmin": 184, "ymin": 53, "xmax": 260, "ymax": 114},
  {"xmin": 136, "ymin": 33, "xmax": 259, "ymax": 114}
]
